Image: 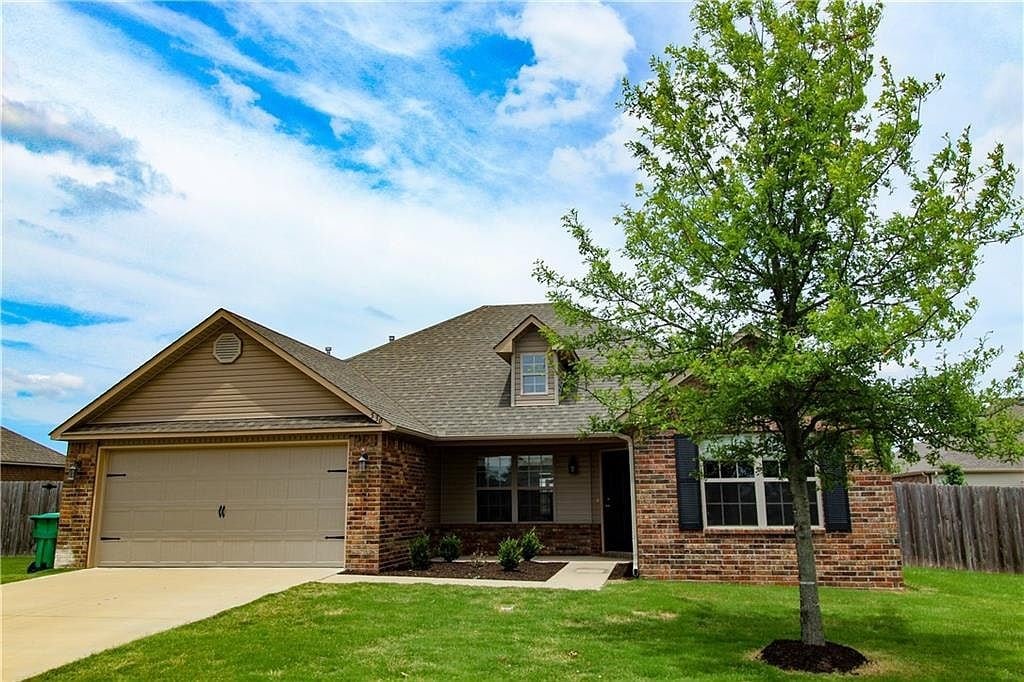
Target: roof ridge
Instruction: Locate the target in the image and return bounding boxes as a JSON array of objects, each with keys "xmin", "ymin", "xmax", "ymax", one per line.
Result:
[{"xmin": 344, "ymin": 304, "xmax": 491, "ymax": 361}]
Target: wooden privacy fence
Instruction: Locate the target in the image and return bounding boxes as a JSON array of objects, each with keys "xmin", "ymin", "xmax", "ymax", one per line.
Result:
[
  {"xmin": 1, "ymin": 480, "xmax": 62, "ymax": 555},
  {"xmin": 894, "ymin": 483, "xmax": 1024, "ymax": 573}
]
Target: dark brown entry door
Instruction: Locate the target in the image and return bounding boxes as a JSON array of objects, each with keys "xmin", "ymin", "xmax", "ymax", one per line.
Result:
[{"xmin": 602, "ymin": 450, "xmax": 633, "ymax": 552}]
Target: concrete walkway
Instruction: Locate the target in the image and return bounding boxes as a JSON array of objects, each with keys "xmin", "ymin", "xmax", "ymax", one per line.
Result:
[
  {"xmin": 0, "ymin": 567, "xmax": 336, "ymax": 681},
  {"xmin": 321, "ymin": 559, "xmax": 623, "ymax": 590}
]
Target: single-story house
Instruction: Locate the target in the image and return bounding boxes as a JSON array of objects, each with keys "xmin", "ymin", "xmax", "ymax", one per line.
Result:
[
  {"xmin": 1, "ymin": 427, "xmax": 66, "ymax": 481},
  {"xmin": 894, "ymin": 443, "xmax": 1024, "ymax": 486},
  {"xmin": 52, "ymin": 305, "xmax": 902, "ymax": 588}
]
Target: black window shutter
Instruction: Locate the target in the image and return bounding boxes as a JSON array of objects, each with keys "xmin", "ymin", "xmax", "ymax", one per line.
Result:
[
  {"xmin": 675, "ymin": 435, "xmax": 703, "ymax": 530},
  {"xmin": 821, "ymin": 458, "xmax": 852, "ymax": 532}
]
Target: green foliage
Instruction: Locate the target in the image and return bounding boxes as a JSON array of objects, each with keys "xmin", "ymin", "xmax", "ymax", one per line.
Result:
[
  {"xmin": 408, "ymin": 534, "xmax": 432, "ymax": 570},
  {"xmin": 519, "ymin": 528, "xmax": 544, "ymax": 561},
  {"xmin": 497, "ymin": 537, "xmax": 522, "ymax": 571},
  {"xmin": 534, "ymin": 0, "xmax": 1024, "ymax": 478},
  {"xmin": 437, "ymin": 533, "xmax": 463, "ymax": 562},
  {"xmin": 939, "ymin": 463, "xmax": 967, "ymax": 486}
]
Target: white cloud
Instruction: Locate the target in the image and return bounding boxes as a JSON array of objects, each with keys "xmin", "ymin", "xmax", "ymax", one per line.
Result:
[
  {"xmin": 497, "ymin": 2, "xmax": 635, "ymax": 127},
  {"xmin": 3, "ymin": 369, "xmax": 86, "ymax": 399},
  {"xmin": 548, "ymin": 112, "xmax": 640, "ymax": 184},
  {"xmin": 213, "ymin": 71, "xmax": 279, "ymax": 130}
]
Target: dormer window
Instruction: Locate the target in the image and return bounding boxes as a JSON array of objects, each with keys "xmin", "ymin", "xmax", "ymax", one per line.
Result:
[{"xmin": 521, "ymin": 353, "xmax": 548, "ymax": 395}]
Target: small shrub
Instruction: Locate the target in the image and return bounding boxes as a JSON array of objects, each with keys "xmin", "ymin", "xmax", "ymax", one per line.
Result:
[
  {"xmin": 940, "ymin": 463, "xmax": 966, "ymax": 486},
  {"xmin": 437, "ymin": 533, "xmax": 462, "ymax": 562},
  {"xmin": 520, "ymin": 527, "xmax": 544, "ymax": 561},
  {"xmin": 497, "ymin": 537, "xmax": 522, "ymax": 571},
  {"xmin": 409, "ymin": 533, "xmax": 432, "ymax": 569}
]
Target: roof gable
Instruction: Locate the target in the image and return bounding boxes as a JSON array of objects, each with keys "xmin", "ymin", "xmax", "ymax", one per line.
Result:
[{"xmin": 52, "ymin": 310, "xmax": 383, "ymax": 439}]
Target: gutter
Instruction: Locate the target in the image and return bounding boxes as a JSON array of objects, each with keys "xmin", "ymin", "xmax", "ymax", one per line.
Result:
[{"xmin": 615, "ymin": 432, "xmax": 641, "ymax": 578}]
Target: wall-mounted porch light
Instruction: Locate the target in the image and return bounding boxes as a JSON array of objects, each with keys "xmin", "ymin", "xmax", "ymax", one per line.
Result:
[
  {"xmin": 357, "ymin": 448, "xmax": 369, "ymax": 472},
  {"xmin": 568, "ymin": 455, "xmax": 579, "ymax": 476},
  {"xmin": 65, "ymin": 462, "xmax": 78, "ymax": 483}
]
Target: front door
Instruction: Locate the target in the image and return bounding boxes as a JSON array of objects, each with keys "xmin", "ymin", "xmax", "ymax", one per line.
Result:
[{"xmin": 601, "ymin": 450, "xmax": 633, "ymax": 552}]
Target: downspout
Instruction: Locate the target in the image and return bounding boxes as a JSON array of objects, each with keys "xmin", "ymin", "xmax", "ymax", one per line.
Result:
[{"xmin": 615, "ymin": 432, "xmax": 641, "ymax": 577}]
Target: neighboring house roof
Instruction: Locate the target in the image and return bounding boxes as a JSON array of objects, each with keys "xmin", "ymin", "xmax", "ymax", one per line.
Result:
[
  {"xmin": 1, "ymin": 427, "xmax": 65, "ymax": 467},
  {"xmin": 896, "ymin": 442, "xmax": 1024, "ymax": 477}
]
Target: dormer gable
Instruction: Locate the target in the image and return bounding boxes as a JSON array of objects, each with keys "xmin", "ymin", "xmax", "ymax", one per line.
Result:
[{"xmin": 493, "ymin": 315, "xmax": 576, "ymax": 407}]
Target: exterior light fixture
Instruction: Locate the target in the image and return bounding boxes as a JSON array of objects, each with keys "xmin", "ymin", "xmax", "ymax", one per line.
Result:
[
  {"xmin": 568, "ymin": 455, "xmax": 579, "ymax": 476},
  {"xmin": 65, "ymin": 462, "xmax": 78, "ymax": 483},
  {"xmin": 357, "ymin": 449, "xmax": 369, "ymax": 472}
]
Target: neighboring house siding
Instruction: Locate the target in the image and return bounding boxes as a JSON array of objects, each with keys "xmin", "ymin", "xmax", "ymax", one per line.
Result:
[
  {"xmin": 634, "ymin": 433, "xmax": 904, "ymax": 589},
  {"xmin": 93, "ymin": 326, "xmax": 358, "ymax": 424},
  {"xmin": 513, "ymin": 330, "xmax": 558, "ymax": 406},
  {"xmin": 965, "ymin": 471, "xmax": 1024, "ymax": 486},
  {"xmin": 438, "ymin": 449, "xmax": 596, "ymax": 525},
  {"xmin": 0, "ymin": 464, "xmax": 64, "ymax": 481}
]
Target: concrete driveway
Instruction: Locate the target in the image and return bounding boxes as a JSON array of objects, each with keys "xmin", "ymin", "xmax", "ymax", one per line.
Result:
[{"xmin": 1, "ymin": 567, "xmax": 336, "ymax": 681}]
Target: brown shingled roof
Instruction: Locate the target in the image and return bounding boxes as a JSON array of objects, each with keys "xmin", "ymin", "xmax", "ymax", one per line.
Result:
[{"xmin": 1, "ymin": 427, "xmax": 65, "ymax": 466}]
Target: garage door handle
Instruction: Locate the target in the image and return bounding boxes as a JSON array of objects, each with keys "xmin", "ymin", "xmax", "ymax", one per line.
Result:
[{"xmin": 324, "ymin": 535, "xmax": 345, "ymax": 540}]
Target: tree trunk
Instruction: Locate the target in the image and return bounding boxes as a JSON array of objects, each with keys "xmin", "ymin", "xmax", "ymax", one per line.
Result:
[{"xmin": 787, "ymin": 448, "xmax": 826, "ymax": 646}]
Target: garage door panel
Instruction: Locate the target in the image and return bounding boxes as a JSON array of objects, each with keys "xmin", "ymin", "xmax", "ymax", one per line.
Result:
[{"xmin": 97, "ymin": 445, "xmax": 347, "ymax": 567}]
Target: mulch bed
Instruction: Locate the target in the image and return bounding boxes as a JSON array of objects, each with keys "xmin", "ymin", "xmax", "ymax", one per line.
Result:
[
  {"xmin": 347, "ymin": 560, "xmax": 567, "ymax": 582},
  {"xmin": 760, "ymin": 639, "xmax": 868, "ymax": 674},
  {"xmin": 607, "ymin": 562, "xmax": 636, "ymax": 581}
]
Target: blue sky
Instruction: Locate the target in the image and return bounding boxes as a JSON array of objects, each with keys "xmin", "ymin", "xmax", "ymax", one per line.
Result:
[{"xmin": 2, "ymin": 2, "xmax": 1022, "ymax": 449}]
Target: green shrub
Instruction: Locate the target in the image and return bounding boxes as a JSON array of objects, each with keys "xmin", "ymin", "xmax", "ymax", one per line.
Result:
[
  {"xmin": 519, "ymin": 527, "xmax": 544, "ymax": 561},
  {"xmin": 437, "ymin": 533, "xmax": 462, "ymax": 562},
  {"xmin": 940, "ymin": 462, "xmax": 966, "ymax": 485},
  {"xmin": 409, "ymin": 533, "xmax": 432, "ymax": 569},
  {"xmin": 497, "ymin": 537, "xmax": 522, "ymax": 571}
]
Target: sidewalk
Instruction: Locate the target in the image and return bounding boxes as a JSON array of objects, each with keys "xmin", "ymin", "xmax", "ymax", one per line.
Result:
[{"xmin": 320, "ymin": 559, "xmax": 622, "ymax": 591}]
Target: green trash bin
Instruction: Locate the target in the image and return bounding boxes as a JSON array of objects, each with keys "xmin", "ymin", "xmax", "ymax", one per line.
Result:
[{"xmin": 28, "ymin": 512, "xmax": 60, "ymax": 573}]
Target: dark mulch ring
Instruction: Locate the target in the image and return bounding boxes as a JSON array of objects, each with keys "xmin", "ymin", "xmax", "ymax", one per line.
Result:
[
  {"xmin": 760, "ymin": 639, "xmax": 869, "ymax": 674},
  {"xmin": 347, "ymin": 560, "xmax": 568, "ymax": 582},
  {"xmin": 607, "ymin": 561, "xmax": 636, "ymax": 581}
]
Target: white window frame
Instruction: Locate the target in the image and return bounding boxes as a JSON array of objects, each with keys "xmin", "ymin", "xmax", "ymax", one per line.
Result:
[
  {"xmin": 520, "ymin": 352, "xmax": 548, "ymax": 395},
  {"xmin": 475, "ymin": 454, "xmax": 555, "ymax": 523},
  {"xmin": 700, "ymin": 457, "xmax": 825, "ymax": 530}
]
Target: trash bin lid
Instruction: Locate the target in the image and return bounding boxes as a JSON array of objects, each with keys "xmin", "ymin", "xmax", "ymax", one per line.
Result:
[{"xmin": 29, "ymin": 512, "xmax": 60, "ymax": 520}]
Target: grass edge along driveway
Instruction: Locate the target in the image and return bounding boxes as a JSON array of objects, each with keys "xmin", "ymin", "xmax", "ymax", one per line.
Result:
[
  {"xmin": 1, "ymin": 555, "xmax": 73, "ymax": 584},
  {"xmin": 34, "ymin": 568, "xmax": 1024, "ymax": 681}
]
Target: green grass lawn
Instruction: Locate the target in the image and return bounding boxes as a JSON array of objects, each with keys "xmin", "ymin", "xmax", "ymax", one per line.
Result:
[
  {"xmin": 1, "ymin": 555, "xmax": 73, "ymax": 584},
  {"xmin": 34, "ymin": 568, "xmax": 1023, "ymax": 681}
]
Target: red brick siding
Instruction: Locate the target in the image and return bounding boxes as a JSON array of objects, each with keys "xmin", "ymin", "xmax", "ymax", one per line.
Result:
[
  {"xmin": 378, "ymin": 434, "xmax": 431, "ymax": 570},
  {"xmin": 343, "ymin": 433, "xmax": 383, "ymax": 572},
  {"xmin": 634, "ymin": 433, "xmax": 904, "ymax": 589},
  {"xmin": 0, "ymin": 464, "xmax": 64, "ymax": 481},
  {"xmin": 435, "ymin": 523, "xmax": 602, "ymax": 556},
  {"xmin": 55, "ymin": 441, "xmax": 99, "ymax": 568}
]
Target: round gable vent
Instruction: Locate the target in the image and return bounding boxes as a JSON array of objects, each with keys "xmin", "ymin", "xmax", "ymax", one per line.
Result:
[{"xmin": 213, "ymin": 332, "xmax": 242, "ymax": 364}]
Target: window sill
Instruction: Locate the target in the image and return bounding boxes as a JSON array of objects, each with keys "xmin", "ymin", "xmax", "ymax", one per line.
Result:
[{"xmin": 702, "ymin": 527, "xmax": 826, "ymax": 535}]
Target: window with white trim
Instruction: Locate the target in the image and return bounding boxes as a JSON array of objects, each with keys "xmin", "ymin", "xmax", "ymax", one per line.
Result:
[
  {"xmin": 702, "ymin": 457, "xmax": 821, "ymax": 528},
  {"xmin": 520, "ymin": 352, "xmax": 548, "ymax": 394},
  {"xmin": 476, "ymin": 455, "xmax": 554, "ymax": 522}
]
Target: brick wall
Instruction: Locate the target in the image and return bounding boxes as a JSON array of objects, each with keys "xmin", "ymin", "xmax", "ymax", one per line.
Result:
[
  {"xmin": 378, "ymin": 433, "xmax": 431, "ymax": 570},
  {"xmin": 0, "ymin": 464, "xmax": 64, "ymax": 481},
  {"xmin": 634, "ymin": 433, "xmax": 904, "ymax": 589},
  {"xmin": 344, "ymin": 433, "xmax": 383, "ymax": 571},
  {"xmin": 435, "ymin": 523, "xmax": 602, "ymax": 556},
  {"xmin": 55, "ymin": 441, "xmax": 99, "ymax": 568}
]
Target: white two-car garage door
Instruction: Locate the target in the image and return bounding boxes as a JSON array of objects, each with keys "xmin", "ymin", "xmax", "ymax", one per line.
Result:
[{"xmin": 96, "ymin": 444, "xmax": 347, "ymax": 567}]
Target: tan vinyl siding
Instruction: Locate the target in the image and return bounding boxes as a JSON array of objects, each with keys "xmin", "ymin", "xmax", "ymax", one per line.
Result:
[
  {"xmin": 513, "ymin": 329, "xmax": 558, "ymax": 406},
  {"xmin": 553, "ymin": 453, "xmax": 593, "ymax": 523},
  {"xmin": 439, "ymin": 450, "xmax": 595, "ymax": 524},
  {"xmin": 94, "ymin": 326, "xmax": 358, "ymax": 424},
  {"xmin": 441, "ymin": 451, "xmax": 476, "ymax": 524}
]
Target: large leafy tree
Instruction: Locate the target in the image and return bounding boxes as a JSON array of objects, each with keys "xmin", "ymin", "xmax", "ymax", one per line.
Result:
[{"xmin": 536, "ymin": 0, "xmax": 1023, "ymax": 647}]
